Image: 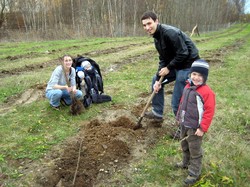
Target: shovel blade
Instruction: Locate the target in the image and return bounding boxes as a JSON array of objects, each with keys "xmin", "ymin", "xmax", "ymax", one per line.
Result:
[{"xmin": 133, "ymin": 117, "xmax": 143, "ymax": 130}]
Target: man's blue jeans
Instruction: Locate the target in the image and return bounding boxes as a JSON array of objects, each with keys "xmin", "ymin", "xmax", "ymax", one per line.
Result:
[
  {"xmin": 151, "ymin": 68, "xmax": 190, "ymax": 117},
  {"xmin": 46, "ymin": 89, "xmax": 83, "ymax": 107}
]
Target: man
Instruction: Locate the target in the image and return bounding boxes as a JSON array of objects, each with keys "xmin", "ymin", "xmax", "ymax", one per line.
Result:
[{"xmin": 141, "ymin": 11, "xmax": 200, "ymax": 124}]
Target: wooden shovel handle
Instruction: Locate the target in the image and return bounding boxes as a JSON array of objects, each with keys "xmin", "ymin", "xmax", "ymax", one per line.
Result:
[{"xmin": 140, "ymin": 76, "xmax": 164, "ymax": 118}]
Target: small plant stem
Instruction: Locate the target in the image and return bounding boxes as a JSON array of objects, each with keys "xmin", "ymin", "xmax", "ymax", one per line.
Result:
[{"xmin": 72, "ymin": 138, "xmax": 84, "ymax": 185}]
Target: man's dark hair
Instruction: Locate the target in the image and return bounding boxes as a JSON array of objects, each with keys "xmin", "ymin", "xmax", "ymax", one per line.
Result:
[{"xmin": 141, "ymin": 11, "xmax": 158, "ymax": 21}]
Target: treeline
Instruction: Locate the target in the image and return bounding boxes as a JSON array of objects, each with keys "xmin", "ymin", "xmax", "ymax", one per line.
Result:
[{"xmin": 0, "ymin": 0, "xmax": 246, "ymax": 40}]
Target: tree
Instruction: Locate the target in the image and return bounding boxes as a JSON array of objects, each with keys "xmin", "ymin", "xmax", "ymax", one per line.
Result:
[
  {"xmin": 0, "ymin": 0, "xmax": 247, "ymax": 40},
  {"xmin": 0, "ymin": 0, "xmax": 7, "ymax": 28}
]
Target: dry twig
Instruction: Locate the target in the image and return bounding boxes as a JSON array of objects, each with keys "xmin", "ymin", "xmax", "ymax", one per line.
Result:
[{"xmin": 72, "ymin": 138, "xmax": 84, "ymax": 185}]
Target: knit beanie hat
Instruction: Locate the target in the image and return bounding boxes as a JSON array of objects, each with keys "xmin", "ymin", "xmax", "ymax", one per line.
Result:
[{"xmin": 190, "ymin": 59, "xmax": 209, "ymax": 82}]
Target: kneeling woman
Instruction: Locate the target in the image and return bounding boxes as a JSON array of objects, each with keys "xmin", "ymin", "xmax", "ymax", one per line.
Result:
[{"xmin": 46, "ymin": 55, "xmax": 83, "ymax": 110}]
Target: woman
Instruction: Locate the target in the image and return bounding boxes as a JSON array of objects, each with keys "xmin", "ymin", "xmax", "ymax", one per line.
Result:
[{"xmin": 45, "ymin": 55, "xmax": 83, "ymax": 110}]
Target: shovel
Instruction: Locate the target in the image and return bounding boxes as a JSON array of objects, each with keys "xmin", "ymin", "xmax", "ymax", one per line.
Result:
[{"xmin": 133, "ymin": 76, "xmax": 164, "ymax": 130}]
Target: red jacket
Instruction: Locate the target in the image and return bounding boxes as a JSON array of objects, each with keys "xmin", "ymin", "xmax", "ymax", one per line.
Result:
[{"xmin": 177, "ymin": 82, "xmax": 216, "ymax": 132}]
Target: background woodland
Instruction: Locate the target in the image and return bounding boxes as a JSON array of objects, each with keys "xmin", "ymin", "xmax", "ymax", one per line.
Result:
[{"xmin": 0, "ymin": 0, "xmax": 248, "ymax": 40}]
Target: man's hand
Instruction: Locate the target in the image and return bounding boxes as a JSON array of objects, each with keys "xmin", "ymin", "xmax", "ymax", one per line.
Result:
[
  {"xmin": 159, "ymin": 67, "xmax": 170, "ymax": 76},
  {"xmin": 153, "ymin": 81, "xmax": 161, "ymax": 93}
]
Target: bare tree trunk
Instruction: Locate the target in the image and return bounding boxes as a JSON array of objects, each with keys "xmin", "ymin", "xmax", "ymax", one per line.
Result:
[
  {"xmin": 133, "ymin": 0, "xmax": 138, "ymax": 36},
  {"xmin": 21, "ymin": 12, "xmax": 27, "ymax": 32},
  {"xmin": 0, "ymin": 0, "xmax": 7, "ymax": 28},
  {"xmin": 86, "ymin": 0, "xmax": 92, "ymax": 35},
  {"xmin": 107, "ymin": 0, "xmax": 114, "ymax": 37},
  {"xmin": 71, "ymin": 0, "xmax": 75, "ymax": 29},
  {"xmin": 42, "ymin": 0, "xmax": 47, "ymax": 33},
  {"xmin": 119, "ymin": 0, "xmax": 123, "ymax": 36},
  {"xmin": 100, "ymin": 0, "xmax": 106, "ymax": 36}
]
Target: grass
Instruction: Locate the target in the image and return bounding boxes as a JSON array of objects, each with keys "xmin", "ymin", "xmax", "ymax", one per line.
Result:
[{"xmin": 0, "ymin": 23, "xmax": 250, "ymax": 186}]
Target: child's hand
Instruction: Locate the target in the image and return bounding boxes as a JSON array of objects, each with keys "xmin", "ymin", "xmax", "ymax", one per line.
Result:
[{"xmin": 195, "ymin": 128, "xmax": 204, "ymax": 137}]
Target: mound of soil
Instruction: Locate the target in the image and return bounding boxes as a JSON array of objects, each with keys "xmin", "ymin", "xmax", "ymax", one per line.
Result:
[{"xmin": 18, "ymin": 108, "xmax": 173, "ymax": 187}]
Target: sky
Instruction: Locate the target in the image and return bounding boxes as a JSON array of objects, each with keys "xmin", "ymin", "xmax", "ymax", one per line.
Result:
[{"xmin": 245, "ymin": 0, "xmax": 250, "ymax": 13}]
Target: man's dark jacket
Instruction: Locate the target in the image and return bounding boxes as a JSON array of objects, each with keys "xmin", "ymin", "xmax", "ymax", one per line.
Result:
[{"xmin": 153, "ymin": 24, "xmax": 199, "ymax": 80}]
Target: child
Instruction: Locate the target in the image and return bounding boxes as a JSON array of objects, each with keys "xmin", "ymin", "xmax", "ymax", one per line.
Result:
[{"xmin": 175, "ymin": 59, "xmax": 216, "ymax": 185}]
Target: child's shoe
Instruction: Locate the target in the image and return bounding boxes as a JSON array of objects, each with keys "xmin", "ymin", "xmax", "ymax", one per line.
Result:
[
  {"xmin": 183, "ymin": 174, "xmax": 199, "ymax": 185},
  {"xmin": 175, "ymin": 161, "xmax": 188, "ymax": 169}
]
